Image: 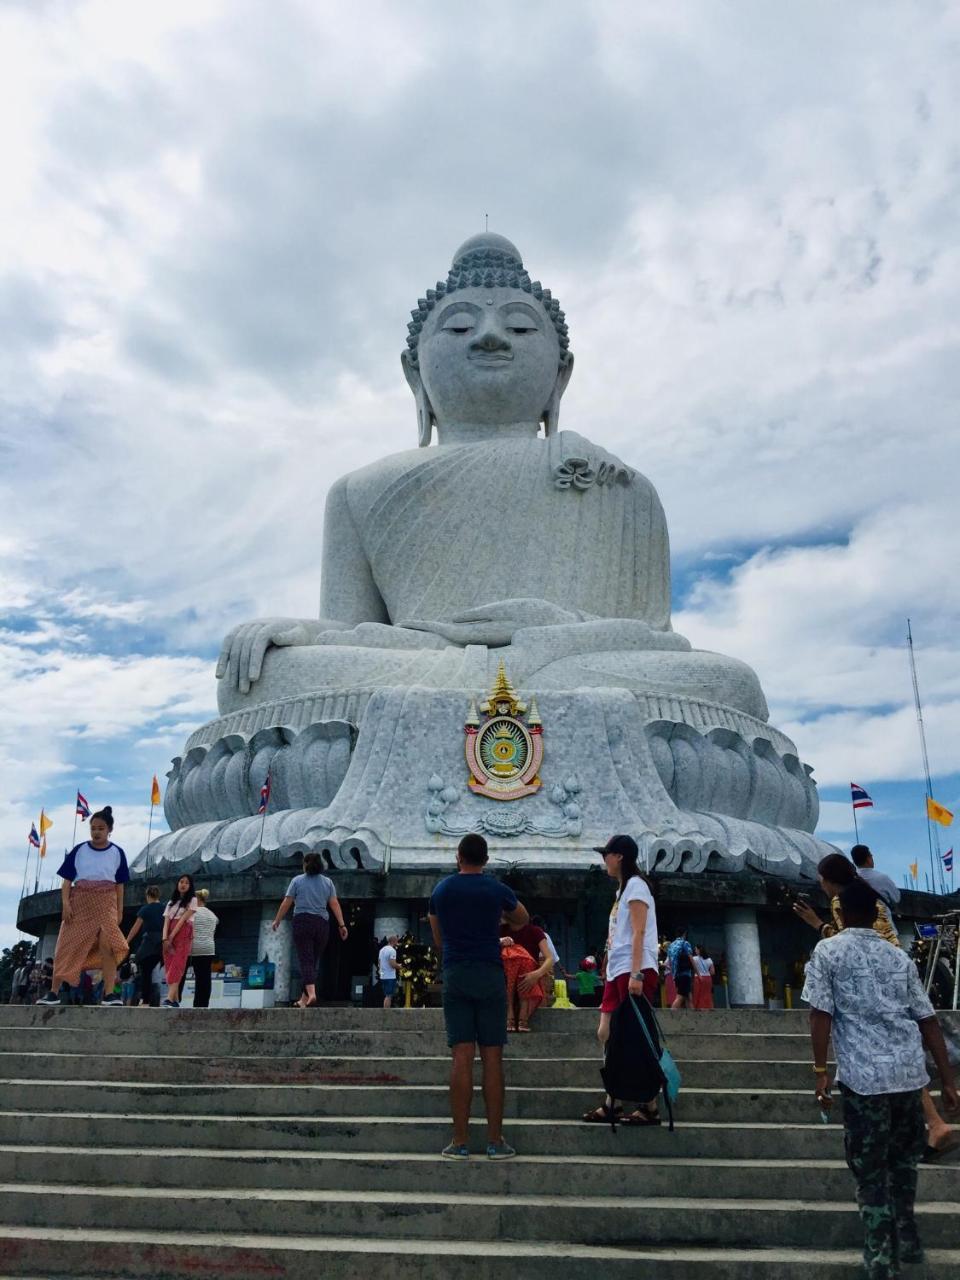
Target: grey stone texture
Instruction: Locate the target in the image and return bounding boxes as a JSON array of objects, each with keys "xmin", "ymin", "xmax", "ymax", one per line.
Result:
[{"xmin": 136, "ymin": 232, "xmax": 833, "ymax": 882}]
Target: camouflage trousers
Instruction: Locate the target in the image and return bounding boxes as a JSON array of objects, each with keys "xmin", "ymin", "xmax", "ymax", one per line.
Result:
[{"xmin": 840, "ymin": 1085, "xmax": 926, "ymax": 1279}]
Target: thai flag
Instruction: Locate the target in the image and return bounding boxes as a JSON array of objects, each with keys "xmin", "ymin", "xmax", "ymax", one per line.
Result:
[
  {"xmin": 28, "ymin": 824, "xmax": 40, "ymax": 848},
  {"xmin": 850, "ymin": 783, "xmax": 873, "ymax": 811},
  {"xmin": 76, "ymin": 790, "xmax": 91, "ymax": 820},
  {"xmin": 257, "ymin": 775, "xmax": 271, "ymax": 815},
  {"xmin": 944, "ymin": 849, "xmax": 954, "ymax": 873}
]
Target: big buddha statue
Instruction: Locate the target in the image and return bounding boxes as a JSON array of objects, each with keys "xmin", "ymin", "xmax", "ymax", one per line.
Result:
[
  {"xmin": 135, "ymin": 233, "xmax": 833, "ymax": 881},
  {"xmin": 216, "ymin": 232, "xmax": 765, "ymax": 720}
]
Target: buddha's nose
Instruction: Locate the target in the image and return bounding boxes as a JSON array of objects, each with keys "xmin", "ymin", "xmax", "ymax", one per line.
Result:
[{"xmin": 470, "ymin": 316, "xmax": 511, "ymax": 353}]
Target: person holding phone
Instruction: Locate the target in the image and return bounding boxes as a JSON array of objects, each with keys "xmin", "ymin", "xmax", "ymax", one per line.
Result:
[{"xmin": 803, "ymin": 879, "xmax": 959, "ymax": 1279}]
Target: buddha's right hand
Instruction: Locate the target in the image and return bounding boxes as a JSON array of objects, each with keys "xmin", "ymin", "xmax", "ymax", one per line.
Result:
[{"xmin": 216, "ymin": 618, "xmax": 325, "ymax": 694}]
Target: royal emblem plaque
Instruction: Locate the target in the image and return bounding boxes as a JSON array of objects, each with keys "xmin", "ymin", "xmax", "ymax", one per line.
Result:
[{"xmin": 465, "ymin": 661, "xmax": 543, "ymax": 801}]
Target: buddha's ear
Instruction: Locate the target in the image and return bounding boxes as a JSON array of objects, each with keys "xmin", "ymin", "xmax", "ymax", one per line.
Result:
[
  {"xmin": 402, "ymin": 350, "xmax": 436, "ymax": 447},
  {"xmin": 542, "ymin": 354, "xmax": 575, "ymax": 437}
]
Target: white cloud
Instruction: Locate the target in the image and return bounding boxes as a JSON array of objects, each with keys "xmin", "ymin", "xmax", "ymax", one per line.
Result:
[{"xmin": 2, "ymin": 0, "xmax": 959, "ymax": 932}]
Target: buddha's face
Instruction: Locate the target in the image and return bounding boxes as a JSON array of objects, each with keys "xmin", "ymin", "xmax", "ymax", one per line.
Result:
[{"xmin": 416, "ymin": 287, "xmax": 562, "ymax": 428}]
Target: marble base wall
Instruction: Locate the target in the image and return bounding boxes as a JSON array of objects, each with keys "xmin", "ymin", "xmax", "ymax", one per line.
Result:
[{"xmin": 133, "ymin": 685, "xmax": 838, "ymax": 884}]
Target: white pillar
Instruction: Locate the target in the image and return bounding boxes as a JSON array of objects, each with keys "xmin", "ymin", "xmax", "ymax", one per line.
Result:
[
  {"xmin": 724, "ymin": 906, "xmax": 764, "ymax": 1006},
  {"xmin": 257, "ymin": 901, "xmax": 293, "ymax": 1003},
  {"xmin": 373, "ymin": 900, "xmax": 408, "ymax": 941}
]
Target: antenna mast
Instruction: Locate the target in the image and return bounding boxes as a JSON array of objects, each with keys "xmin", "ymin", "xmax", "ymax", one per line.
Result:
[{"xmin": 907, "ymin": 618, "xmax": 944, "ymax": 894}]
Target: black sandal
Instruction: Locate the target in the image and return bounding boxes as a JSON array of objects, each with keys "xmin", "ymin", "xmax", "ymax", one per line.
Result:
[
  {"xmin": 621, "ymin": 1107, "xmax": 661, "ymax": 1127},
  {"xmin": 582, "ymin": 1104, "xmax": 622, "ymax": 1124}
]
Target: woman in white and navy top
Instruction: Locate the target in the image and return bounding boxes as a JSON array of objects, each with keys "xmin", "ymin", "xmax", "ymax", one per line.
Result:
[{"xmin": 39, "ymin": 805, "xmax": 130, "ymax": 1007}]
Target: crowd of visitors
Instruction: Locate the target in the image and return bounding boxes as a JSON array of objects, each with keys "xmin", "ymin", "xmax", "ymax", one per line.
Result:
[{"xmin": 14, "ymin": 810, "xmax": 960, "ymax": 1274}]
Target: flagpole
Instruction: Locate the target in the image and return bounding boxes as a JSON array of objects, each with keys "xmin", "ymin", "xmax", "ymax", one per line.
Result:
[
  {"xmin": 33, "ymin": 816, "xmax": 42, "ymax": 895},
  {"xmin": 907, "ymin": 620, "xmax": 945, "ymax": 894},
  {"xmin": 20, "ymin": 837, "xmax": 32, "ymax": 919},
  {"xmin": 852, "ymin": 800, "xmax": 860, "ymax": 845},
  {"xmin": 258, "ymin": 787, "xmax": 269, "ymax": 856}
]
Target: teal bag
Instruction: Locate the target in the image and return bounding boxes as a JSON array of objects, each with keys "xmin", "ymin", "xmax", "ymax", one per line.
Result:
[{"xmin": 630, "ymin": 995, "xmax": 682, "ymax": 1112}]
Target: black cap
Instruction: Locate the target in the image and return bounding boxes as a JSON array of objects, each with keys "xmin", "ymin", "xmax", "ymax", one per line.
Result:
[{"xmin": 593, "ymin": 834, "xmax": 638, "ymax": 858}]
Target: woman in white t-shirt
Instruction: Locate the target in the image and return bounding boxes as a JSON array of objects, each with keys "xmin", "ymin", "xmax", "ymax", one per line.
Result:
[{"xmin": 583, "ymin": 833, "xmax": 660, "ymax": 1126}]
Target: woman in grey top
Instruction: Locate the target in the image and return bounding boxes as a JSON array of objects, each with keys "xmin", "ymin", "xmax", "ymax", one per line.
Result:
[
  {"xmin": 272, "ymin": 854, "xmax": 349, "ymax": 1007},
  {"xmin": 189, "ymin": 888, "xmax": 219, "ymax": 1008}
]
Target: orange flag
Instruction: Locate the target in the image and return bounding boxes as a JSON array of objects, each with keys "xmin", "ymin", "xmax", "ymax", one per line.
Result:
[
  {"xmin": 926, "ymin": 796, "xmax": 954, "ymax": 827},
  {"xmin": 39, "ymin": 835, "xmax": 47, "ymax": 860},
  {"xmin": 150, "ymin": 775, "xmax": 162, "ymax": 806},
  {"xmin": 39, "ymin": 809, "xmax": 53, "ymax": 835}
]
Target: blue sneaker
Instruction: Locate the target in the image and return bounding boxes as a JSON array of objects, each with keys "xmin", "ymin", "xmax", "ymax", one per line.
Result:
[
  {"xmin": 161, "ymin": 998, "xmax": 180, "ymax": 1008},
  {"xmin": 441, "ymin": 1142, "xmax": 470, "ymax": 1160},
  {"xmin": 486, "ymin": 1140, "xmax": 516, "ymax": 1160}
]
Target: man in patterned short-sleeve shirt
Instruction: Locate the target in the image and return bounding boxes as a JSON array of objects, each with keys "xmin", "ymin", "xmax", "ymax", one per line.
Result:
[{"xmin": 802, "ymin": 880, "xmax": 958, "ymax": 1279}]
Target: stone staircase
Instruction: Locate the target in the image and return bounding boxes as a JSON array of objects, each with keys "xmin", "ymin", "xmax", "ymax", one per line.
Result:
[{"xmin": 0, "ymin": 1005, "xmax": 956, "ymax": 1278}]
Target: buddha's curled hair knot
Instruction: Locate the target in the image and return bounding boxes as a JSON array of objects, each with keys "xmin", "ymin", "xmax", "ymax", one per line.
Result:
[{"xmin": 403, "ymin": 242, "xmax": 572, "ymax": 369}]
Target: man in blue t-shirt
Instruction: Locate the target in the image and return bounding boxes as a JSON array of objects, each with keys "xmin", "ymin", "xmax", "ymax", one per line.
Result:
[{"xmin": 428, "ymin": 833, "xmax": 528, "ymax": 1162}]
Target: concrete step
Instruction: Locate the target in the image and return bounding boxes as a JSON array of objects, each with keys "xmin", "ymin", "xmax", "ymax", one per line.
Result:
[
  {"xmin": 0, "ymin": 1110, "xmax": 851, "ymax": 1158},
  {"xmin": 0, "ymin": 1077, "xmax": 857, "ymax": 1123},
  {"xmin": 1, "ymin": 1227, "xmax": 956, "ymax": 1280},
  {"xmin": 2, "ymin": 1182, "xmax": 959, "ymax": 1248},
  {"xmin": 2, "ymin": 1007, "xmax": 954, "ymax": 1280},
  {"xmin": 0, "ymin": 1026, "xmax": 818, "ymax": 1059},
  {"xmin": 4, "ymin": 1144, "xmax": 958, "ymax": 1202},
  {"xmin": 0, "ymin": 1051, "xmax": 834, "ymax": 1088},
  {"xmin": 0, "ymin": 1006, "xmax": 814, "ymax": 1033}
]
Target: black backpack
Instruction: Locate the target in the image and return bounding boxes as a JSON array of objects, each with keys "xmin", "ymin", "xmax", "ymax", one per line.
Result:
[{"xmin": 600, "ymin": 993, "xmax": 676, "ymax": 1132}]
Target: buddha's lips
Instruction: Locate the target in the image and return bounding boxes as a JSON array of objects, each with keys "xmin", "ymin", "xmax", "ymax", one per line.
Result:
[{"xmin": 469, "ymin": 352, "xmax": 513, "ymax": 364}]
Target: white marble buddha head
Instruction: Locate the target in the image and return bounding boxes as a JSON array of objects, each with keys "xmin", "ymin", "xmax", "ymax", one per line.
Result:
[{"xmin": 402, "ymin": 233, "xmax": 575, "ymax": 446}]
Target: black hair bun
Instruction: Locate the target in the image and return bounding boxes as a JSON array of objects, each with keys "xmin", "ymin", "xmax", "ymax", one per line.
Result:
[{"xmin": 102, "ymin": 805, "xmax": 113, "ymax": 817}]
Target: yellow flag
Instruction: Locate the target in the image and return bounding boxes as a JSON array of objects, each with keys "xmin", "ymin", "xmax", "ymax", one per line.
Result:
[
  {"xmin": 151, "ymin": 775, "xmax": 162, "ymax": 806},
  {"xmin": 39, "ymin": 835, "xmax": 47, "ymax": 859},
  {"xmin": 926, "ymin": 796, "xmax": 954, "ymax": 827},
  {"xmin": 39, "ymin": 809, "xmax": 53, "ymax": 835},
  {"xmin": 909, "ymin": 861, "xmax": 918, "ymax": 881}
]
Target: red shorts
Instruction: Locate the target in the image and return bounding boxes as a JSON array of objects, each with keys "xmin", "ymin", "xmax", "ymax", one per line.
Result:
[{"xmin": 600, "ymin": 969, "xmax": 659, "ymax": 1012}]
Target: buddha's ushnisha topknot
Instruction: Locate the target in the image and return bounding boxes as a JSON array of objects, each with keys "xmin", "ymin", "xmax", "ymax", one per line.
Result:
[{"xmin": 404, "ymin": 232, "xmax": 571, "ymax": 369}]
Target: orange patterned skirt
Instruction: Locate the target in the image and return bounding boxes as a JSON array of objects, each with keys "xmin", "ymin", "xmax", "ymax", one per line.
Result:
[
  {"xmin": 163, "ymin": 921, "xmax": 194, "ymax": 986},
  {"xmin": 52, "ymin": 882, "xmax": 127, "ymax": 988},
  {"xmin": 501, "ymin": 943, "xmax": 544, "ymax": 1011}
]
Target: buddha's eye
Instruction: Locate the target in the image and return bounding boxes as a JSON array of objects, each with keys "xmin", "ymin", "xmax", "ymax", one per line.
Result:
[
  {"xmin": 503, "ymin": 311, "xmax": 539, "ymax": 335},
  {"xmin": 442, "ymin": 314, "xmax": 475, "ymax": 334}
]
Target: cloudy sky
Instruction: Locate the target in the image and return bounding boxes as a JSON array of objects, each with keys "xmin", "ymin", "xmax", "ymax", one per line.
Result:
[{"xmin": 2, "ymin": 0, "xmax": 959, "ymax": 947}]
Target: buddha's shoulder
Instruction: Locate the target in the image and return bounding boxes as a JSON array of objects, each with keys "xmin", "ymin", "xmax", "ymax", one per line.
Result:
[
  {"xmin": 327, "ymin": 448, "xmax": 428, "ymax": 498},
  {"xmin": 554, "ymin": 431, "xmax": 660, "ymax": 497},
  {"xmin": 331, "ymin": 434, "xmax": 660, "ymax": 502}
]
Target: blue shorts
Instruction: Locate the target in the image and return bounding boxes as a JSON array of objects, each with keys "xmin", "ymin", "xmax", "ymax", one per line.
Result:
[
  {"xmin": 442, "ymin": 962, "xmax": 508, "ymax": 1047},
  {"xmin": 381, "ymin": 978, "xmax": 397, "ymax": 996}
]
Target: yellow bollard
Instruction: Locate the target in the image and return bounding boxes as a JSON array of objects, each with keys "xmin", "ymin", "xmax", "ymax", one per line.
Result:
[
  {"xmin": 552, "ymin": 979, "xmax": 576, "ymax": 1009},
  {"xmin": 784, "ymin": 985, "xmax": 793, "ymax": 1010},
  {"xmin": 404, "ymin": 979, "xmax": 413, "ymax": 1009}
]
